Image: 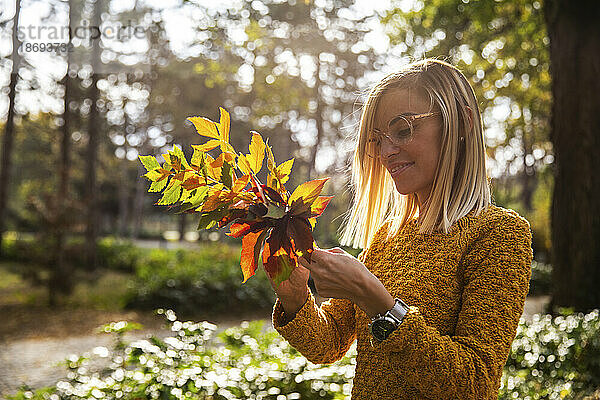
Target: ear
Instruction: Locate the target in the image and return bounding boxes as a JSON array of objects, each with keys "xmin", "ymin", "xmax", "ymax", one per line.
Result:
[{"xmin": 465, "ymin": 106, "xmax": 474, "ymax": 132}]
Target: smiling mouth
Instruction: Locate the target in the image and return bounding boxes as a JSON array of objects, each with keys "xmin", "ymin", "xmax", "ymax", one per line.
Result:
[{"xmin": 390, "ymin": 162, "xmax": 414, "ymax": 176}]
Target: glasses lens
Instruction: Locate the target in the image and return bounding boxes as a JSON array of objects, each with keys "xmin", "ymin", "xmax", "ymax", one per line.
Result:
[{"xmin": 388, "ymin": 116, "xmax": 413, "ymax": 145}]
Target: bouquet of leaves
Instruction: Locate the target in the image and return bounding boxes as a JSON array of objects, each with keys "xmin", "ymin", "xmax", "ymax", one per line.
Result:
[{"xmin": 138, "ymin": 107, "xmax": 332, "ymax": 288}]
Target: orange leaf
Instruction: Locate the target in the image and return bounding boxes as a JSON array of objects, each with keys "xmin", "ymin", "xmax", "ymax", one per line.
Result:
[
  {"xmin": 288, "ymin": 177, "xmax": 329, "ymax": 215},
  {"xmin": 227, "ymin": 222, "xmax": 252, "ymax": 238},
  {"xmin": 310, "ymin": 195, "xmax": 333, "ymax": 217},
  {"xmin": 182, "ymin": 176, "xmax": 204, "ymax": 191},
  {"xmin": 231, "ymin": 175, "xmax": 250, "ymax": 193},
  {"xmin": 240, "ymin": 229, "xmax": 268, "ymax": 283}
]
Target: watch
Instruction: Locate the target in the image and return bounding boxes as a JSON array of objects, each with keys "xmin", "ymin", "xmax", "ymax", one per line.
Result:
[{"xmin": 368, "ymin": 298, "xmax": 409, "ymax": 342}]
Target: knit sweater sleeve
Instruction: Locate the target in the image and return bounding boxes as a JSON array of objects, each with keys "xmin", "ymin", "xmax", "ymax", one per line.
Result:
[
  {"xmin": 271, "ymin": 292, "xmax": 357, "ymax": 364},
  {"xmin": 369, "ymin": 211, "xmax": 533, "ymax": 399}
]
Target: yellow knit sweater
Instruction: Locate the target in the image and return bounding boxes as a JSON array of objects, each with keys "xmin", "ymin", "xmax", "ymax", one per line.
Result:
[{"xmin": 271, "ymin": 205, "xmax": 532, "ymax": 399}]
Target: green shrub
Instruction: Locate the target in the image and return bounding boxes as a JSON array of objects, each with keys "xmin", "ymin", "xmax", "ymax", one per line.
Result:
[
  {"xmin": 97, "ymin": 237, "xmax": 143, "ymax": 272},
  {"xmin": 9, "ymin": 309, "xmax": 600, "ymax": 400},
  {"xmin": 499, "ymin": 309, "xmax": 600, "ymax": 399},
  {"xmin": 9, "ymin": 310, "xmax": 354, "ymax": 400},
  {"xmin": 125, "ymin": 244, "xmax": 276, "ymax": 316}
]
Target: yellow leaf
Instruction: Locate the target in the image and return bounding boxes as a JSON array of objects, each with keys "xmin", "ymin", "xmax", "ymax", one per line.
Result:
[
  {"xmin": 237, "ymin": 153, "xmax": 252, "ymax": 175},
  {"xmin": 192, "ymin": 140, "xmax": 221, "ymax": 152},
  {"xmin": 186, "ymin": 116, "xmax": 220, "ymax": 139},
  {"xmin": 265, "ymin": 140, "xmax": 276, "ymax": 172},
  {"xmin": 247, "ymin": 131, "xmax": 265, "ymax": 174},
  {"xmin": 276, "ymin": 158, "xmax": 294, "ymax": 184},
  {"xmin": 218, "ymin": 107, "xmax": 230, "ymax": 144}
]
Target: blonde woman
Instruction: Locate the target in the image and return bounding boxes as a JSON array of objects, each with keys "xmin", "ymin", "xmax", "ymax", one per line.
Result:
[{"xmin": 267, "ymin": 58, "xmax": 532, "ymax": 399}]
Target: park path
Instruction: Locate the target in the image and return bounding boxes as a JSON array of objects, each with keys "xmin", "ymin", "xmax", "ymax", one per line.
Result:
[{"xmin": 0, "ymin": 296, "xmax": 550, "ymax": 398}]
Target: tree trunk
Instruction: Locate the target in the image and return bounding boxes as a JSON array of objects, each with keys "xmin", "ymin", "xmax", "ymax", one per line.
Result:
[
  {"xmin": 49, "ymin": 0, "xmax": 75, "ymax": 305},
  {"xmin": 85, "ymin": 0, "xmax": 102, "ymax": 270},
  {"xmin": 545, "ymin": 0, "xmax": 600, "ymax": 312},
  {"xmin": 0, "ymin": 0, "xmax": 21, "ymax": 257}
]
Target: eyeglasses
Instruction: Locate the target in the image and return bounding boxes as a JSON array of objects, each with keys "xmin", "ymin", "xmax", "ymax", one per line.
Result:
[{"xmin": 366, "ymin": 111, "xmax": 441, "ymax": 158}]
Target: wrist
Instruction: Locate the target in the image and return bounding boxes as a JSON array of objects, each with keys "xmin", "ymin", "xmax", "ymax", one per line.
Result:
[
  {"xmin": 280, "ymin": 288, "xmax": 309, "ymax": 316},
  {"xmin": 358, "ymin": 274, "xmax": 395, "ymax": 319}
]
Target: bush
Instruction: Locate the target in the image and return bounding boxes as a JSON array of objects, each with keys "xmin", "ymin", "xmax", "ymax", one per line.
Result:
[
  {"xmin": 499, "ymin": 309, "xmax": 600, "ymax": 399},
  {"xmin": 9, "ymin": 310, "xmax": 355, "ymax": 400},
  {"xmin": 9, "ymin": 309, "xmax": 600, "ymax": 400},
  {"xmin": 125, "ymin": 244, "xmax": 276, "ymax": 316}
]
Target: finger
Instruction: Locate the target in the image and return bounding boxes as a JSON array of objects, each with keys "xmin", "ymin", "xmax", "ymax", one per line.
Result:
[{"xmin": 298, "ymin": 255, "xmax": 311, "ymax": 269}]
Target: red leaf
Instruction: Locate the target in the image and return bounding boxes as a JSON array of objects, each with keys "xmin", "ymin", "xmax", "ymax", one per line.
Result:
[
  {"xmin": 261, "ymin": 222, "xmax": 297, "ymax": 287},
  {"xmin": 287, "ymin": 217, "xmax": 315, "ymax": 261},
  {"xmin": 249, "ymin": 174, "xmax": 267, "ymax": 203}
]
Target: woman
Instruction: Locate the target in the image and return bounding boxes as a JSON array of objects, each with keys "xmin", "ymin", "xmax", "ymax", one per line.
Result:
[{"xmin": 267, "ymin": 58, "xmax": 532, "ymax": 399}]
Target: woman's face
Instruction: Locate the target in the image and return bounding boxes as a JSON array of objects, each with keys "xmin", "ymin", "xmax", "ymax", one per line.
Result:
[{"xmin": 372, "ymin": 87, "xmax": 443, "ymax": 205}]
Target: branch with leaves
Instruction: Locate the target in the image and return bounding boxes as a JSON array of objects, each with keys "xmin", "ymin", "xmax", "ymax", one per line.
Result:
[{"xmin": 139, "ymin": 107, "xmax": 332, "ymax": 287}]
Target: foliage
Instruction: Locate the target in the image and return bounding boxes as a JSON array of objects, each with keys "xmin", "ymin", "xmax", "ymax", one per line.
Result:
[
  {"xmin": 499, "ymin": 310, "xmax": 600, "ymax": 399},
  {"xmin": 10, "ymin": 309, "xmax": 600, "ymax": 400},
  {"xmin": 0, "ymin": 235, "xmax": 141, "ymax": 273},
  {"xmin": 125, "ymin": 244, "xmax": 276, "ymax": 317},
  {"xmin": 140, "ymin": 107, "xmax": 332, "ymax": 287},
  {"xmin": 9, "ymin": 310, "xmax": 355, "ymax": 400}
]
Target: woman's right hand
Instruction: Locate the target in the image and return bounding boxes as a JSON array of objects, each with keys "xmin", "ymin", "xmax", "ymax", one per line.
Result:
[{"xmin": 267, "ymin": 261, "xmax": 310, "ymax": 316}]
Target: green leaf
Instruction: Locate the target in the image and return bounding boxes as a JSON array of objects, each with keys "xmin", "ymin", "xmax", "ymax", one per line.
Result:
[
  {"xmin": 139, "ymin": 155, "xmax": 160, "ymax": 172},
  {"xmin": 221, "ymin": 162, "xmax": 234, "ymax": 188},
  {"xmin": 172, "ymin": 145, "xmax": 191, "ymax": 170},
  {"xmin": 149, "ymin": 178, "xmax": 169, "ymax": 193},
  {"xmin": 176, "ymin": 186, "xmax": 210, "ymax": 214},
  {"xmin": 197, "ymin": 206, "xmax": 229, "ymax": 230},
  {"xmin": 157, "ymin": 183, "xmax": 182, "ymax": 205}
]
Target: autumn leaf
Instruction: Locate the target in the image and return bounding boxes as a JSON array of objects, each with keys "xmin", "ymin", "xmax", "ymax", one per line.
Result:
[
  {"xmin": 217, "ymin": 107, "xmax": 231, "ymax": 149},
  {"xmin": 288, "ymin": 177, "xmax": 329, "ymax": 215},
  {"xmin": 248, "ymin": 131, "xmax": 265, "ymax": 174},
  {"xmin": 192, "ymin": 140, "xmax": 221, "ymax": 152},
  {"xmin": 237, "ymin": 153, "xmax": 252, "ymax": 175},
  {"xmin": 287, "ymin": 216, "xmax": 314, "ymax": 261},
  {"xmin": 275, "ymin": 159, "xmax": 294, "ymax": 184},
  {"xmin": 187, "ymin": 115, "xmax": 220, "ymax": 139},
  {"xmin": 240, "ymin": 228, "xmax": 269, "ymax": 283},
  {"xmin": 310, "ymin": 195, "xmax": 333, "ymax": 217}
]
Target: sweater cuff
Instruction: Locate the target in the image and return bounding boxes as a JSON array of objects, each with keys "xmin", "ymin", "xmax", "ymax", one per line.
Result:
[
  {"xmin": 369, "ymin": 305, "xmax": 423, "ymax": 356},
  {"xmin": 272, "ymin": 291, "xmax": 317, "ymax": 333}
]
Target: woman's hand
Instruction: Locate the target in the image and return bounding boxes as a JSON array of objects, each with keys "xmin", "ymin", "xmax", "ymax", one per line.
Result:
[
  {"xmin": 266, "ymin": 260, "xmax": 310, "ymax": 316},
  {"xmin": 299, "ymin": 246, "xmax": 395, "ymax": 318}
]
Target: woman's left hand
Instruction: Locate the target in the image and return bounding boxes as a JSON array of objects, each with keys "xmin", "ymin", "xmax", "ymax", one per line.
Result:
[{"xmin": 298, "ymin": 247, "xmax": 392, "ymax": 316}]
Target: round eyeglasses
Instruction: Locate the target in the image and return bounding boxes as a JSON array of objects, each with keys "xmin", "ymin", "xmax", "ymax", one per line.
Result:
[{"xmin": 366, "ymin": 111, "xmax": 441, "ymax": 158}]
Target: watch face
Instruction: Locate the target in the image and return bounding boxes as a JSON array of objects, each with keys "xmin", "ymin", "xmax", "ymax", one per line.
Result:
[{"xmin": 370, "ymin": 318, "xmax": 396, "ymax": 341}]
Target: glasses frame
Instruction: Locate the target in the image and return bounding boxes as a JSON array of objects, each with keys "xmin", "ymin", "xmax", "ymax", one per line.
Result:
[{"xmin": 366, "ymin": 111, "xmax": 442, "ymax": 158}]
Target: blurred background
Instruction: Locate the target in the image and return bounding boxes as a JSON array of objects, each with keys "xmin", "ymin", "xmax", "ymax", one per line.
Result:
[{"xmin": 0, "ymin": 0, "xmax": 598, "ymax": 398}]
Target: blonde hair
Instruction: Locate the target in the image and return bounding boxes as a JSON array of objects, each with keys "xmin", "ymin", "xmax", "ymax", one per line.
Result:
[{"xmin": 339, "ymin": 58, "xmax": 491, "ymax": 250}]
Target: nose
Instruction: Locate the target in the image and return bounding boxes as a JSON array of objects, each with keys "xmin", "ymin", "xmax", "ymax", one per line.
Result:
[{"xmin": 379, "ymin": 139, "xmax": 403, "ymax": 161}]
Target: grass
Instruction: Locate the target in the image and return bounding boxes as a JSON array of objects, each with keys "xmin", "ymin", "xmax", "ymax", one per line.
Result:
[{"xmin": 0, "ymin": 261, "xmax": 133, "ymax": 311}]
